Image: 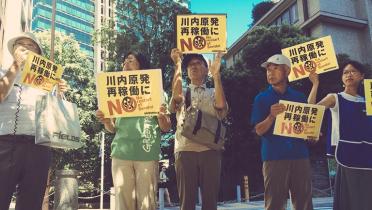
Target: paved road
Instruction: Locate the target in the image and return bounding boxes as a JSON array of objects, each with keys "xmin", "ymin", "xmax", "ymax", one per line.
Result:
[
  {"xmin": 10, "ymin": 197, "xmax": 333, "ymax": 210},
  {"xmin": 159, "ymin": 197, "xmax": 333, "ymax": 210}
]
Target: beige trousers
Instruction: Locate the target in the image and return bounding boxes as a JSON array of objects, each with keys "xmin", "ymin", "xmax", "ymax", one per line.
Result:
[{"xmin": 112, "ymin": 158, "xmax": 158, "ymax": 210}]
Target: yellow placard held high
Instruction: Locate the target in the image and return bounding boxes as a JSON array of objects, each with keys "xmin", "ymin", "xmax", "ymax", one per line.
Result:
[
  {"xmin": 20, "ymin": 51, "xmax": 64, "ymax": 91},
  {"xmin": 177, "ymin": 14, "xmax": 227, "ymax": 54},
  {"xmin": 96, "ymin": 69, "xmax": 163, "ymax": 118},
  {"xmin": 364, "ymin": 79, "xmax": 372, "ymax": 116},
  {"xmin": 273, "ymin": 100, "xmax": 325, "ymax": 140},
  {"xmin": 282, "ymin": 36, "xmax": 339, "ymax": 82}
]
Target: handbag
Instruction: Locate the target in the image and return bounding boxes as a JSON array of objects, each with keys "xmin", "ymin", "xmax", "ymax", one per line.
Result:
[
  {"xmin": 35, "ymin": 91, "xmax": 82, "ymax": 149},
  {"xmin": 180, "ymin": 87, "xmax": 226, "ymax": 150}
]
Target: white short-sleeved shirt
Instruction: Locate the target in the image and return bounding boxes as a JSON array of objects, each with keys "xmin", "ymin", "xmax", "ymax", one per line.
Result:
[
  {"xmin": 0, "ymin": 68, "xmax": 47, "ymax": 136},
  {"xmin": 172, "ymin": 84, "xmax": 228, "ymax": 153}
]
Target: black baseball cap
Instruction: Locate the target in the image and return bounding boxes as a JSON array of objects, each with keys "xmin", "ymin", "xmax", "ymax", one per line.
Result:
[{"xmin": 182, "ymin": 54, "xmax": 208, "ymax": 70}]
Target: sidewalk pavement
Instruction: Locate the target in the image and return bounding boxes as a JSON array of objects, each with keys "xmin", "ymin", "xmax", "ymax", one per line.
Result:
[{"xmin": 10, "ymin": 197, "xmax": 333, "ymax": 210}]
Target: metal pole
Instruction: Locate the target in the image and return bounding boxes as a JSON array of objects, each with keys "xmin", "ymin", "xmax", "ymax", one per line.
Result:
[
  {"xmin": 50, "ymin": 0, "xmax": 57, "ymax": 61},
  {"xmin": 236, "ymin": 185, "xmax": 241, "ymax": 202},
  {"xmin": 100, "ymin": 132, "xmax": 105, "ymax": 209},
  {"xmin": 243, "ymin": 176, "xmax": 249, "ymax": 202},
  {"xmin": 159, "ymin": 188, "xmax": 165, "ymax": 210}
]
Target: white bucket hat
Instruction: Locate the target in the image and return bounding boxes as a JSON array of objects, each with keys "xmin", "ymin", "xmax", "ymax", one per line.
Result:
[
  {"xmin": 261, "ymin": 54, "xmax": 291, "ymax": 69},
  {"xmin": 7, "ymin": 31, "xmax": 43, "ymax": 55}
]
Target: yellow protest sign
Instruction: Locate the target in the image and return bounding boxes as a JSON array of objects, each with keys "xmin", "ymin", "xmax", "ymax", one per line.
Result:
[
  {"xmin": 20, "ymin": 51, "xmax": 64, "ymax": 91},
  {"xmin": 96, "ymin": 69, "xmax": 163, "ymax": 118},
  {"xmin": 177, "ymin": 14, "xmax": 227, "ymax": 53},
  {"xmin": 273, "ymin": 100, "xmax": 325, "ymax": 140},
  {"xmin": 364, "ymin": 79, "xmax": 372, "ymax": 116},
  {"xmin": 282, "ymin": 36, "xmax": 339, "ymax": 82}
]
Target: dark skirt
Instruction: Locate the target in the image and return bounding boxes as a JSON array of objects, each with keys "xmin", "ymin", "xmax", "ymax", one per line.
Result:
[{"xmin": 333, "ymin": 165, "xmax": 372, "ymax": 210}]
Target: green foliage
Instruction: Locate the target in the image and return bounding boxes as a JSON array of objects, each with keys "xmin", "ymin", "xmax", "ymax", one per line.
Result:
[
  {"xmin": 114, "ymin": 0, "xmax": 190, "ymax": 90},
  {"xmin": 35, "ymin": 31, "xmax": 108, "ymax": 192},
  {"xmin": 251, "ymin": 1, "xmax": 276, "ymax": 26}
]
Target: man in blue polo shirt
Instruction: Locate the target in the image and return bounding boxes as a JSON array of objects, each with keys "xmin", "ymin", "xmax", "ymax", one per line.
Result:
[{"xmin": 251, "ymin": 54, "xmax": 313, "ymax": 210}]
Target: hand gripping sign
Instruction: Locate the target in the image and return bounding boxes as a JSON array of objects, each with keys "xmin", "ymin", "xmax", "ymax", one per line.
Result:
[
  {"xmin": 20, "ymin": 51, "xmax": 64, "ymax": 91},
  {"xmin": 273, "ymin": 100, "xmax": 325, "ymax": 141},
  {"xmin": 282, "ymin": 36, "xmax": 338, "ymax": 82}
]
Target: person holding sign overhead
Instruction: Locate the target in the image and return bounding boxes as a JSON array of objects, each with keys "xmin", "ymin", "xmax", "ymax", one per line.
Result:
[
  {"xmin": 308, "ymin": 60, "xmax": 372, "ymax": 210},
  {"xmin": 170, "ymin": 48, "xmax": 228, "ymax": 210},
  {"xmin": 0, "ymin": 32, "xmax": 67, "ymax": 210},
  {"xmin": 96, "ymin": 51, "xmax": 171, "ymax": 210},
  {"xmin": 251, "ymin": 54, "xmax": 315, "ymax": 210}
]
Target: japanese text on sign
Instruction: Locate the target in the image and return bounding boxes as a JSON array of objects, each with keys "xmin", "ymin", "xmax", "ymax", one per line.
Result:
[
  {"xmin": 273, "ymin": 100, "xmax": 325, "ymax": 140},
  {"xmin": 96, "ymin": 69, "xmax": 163, "ymax": 118},
  {"xmin": 177, "ymin": 14, "xmax": 227, "ymax": 53},
  {"xmin": 282, "ymin": 36, "xmax": 338, "ymax": 82},
  {"xmin": 20, "ymin": 51, "xmax": 64, "ymax": 92}
]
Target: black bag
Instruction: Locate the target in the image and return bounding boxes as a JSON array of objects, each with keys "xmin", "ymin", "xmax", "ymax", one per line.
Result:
[{"xmin": 180, "ymin": 88, "xmax": 226, "ymax": 150}]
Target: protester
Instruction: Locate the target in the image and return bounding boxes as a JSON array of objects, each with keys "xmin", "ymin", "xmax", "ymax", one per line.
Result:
[
  {"xmin": 308, "ymin": 60, "xmax": 372, "ymax": 210},
  {"xmin": 170, "ymin": 48, "xmax": 228, "ymax": 210},
  {"xmin": 0, "ymin": 32, "xmax": 67, "ymax": 210},
  {"xmin": 96, "ymin": 52, "xmax": 171, "ymax": 210},
  {"xmin": 251, "ymin": 54, "xmax": 314, "ymax": 210}
]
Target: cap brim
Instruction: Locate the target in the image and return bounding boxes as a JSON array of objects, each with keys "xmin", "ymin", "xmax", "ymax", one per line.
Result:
[
  {"xmin": 261, "ymin": 61, "xmax": 269, "ymax": 68},
  {"xmin": 7, "ymin": 34, "xmax": 43, "ymax": 55}
]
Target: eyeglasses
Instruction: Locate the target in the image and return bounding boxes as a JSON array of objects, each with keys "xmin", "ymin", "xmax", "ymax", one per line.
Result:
[
  {"xmin": 14, "ymin": 41, "xmax": 39, "ymax": 51},
  {"xmin": 343, "ymin": 70, "xmax": 360, "ymax": 75}
]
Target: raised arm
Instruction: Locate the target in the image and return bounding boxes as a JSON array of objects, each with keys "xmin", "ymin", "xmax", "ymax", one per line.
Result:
[
  {"xmin": 307, "ymin": 71, "xmax": 319, "ymax": 104},
  {"xmin": 169, "ymin": 48, "xmax": 183, "ymax": 112},
  {"xmin": 209, "ymin": 52, "xmax": 228, "ymax": 117}
]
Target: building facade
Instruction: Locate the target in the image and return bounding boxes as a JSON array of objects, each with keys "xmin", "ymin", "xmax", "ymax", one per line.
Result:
[
  {"xmin": 225, "ymin": 0, "xmax": 372, "ymax": 68},
  {"xmin": 94, "ymin": 0, "xmax": 115, "ymax": 72},
  {"xmin": 32, "ymin": 0, "xmax": 115, "ymax": 72},
  {"xmin": 0, "ymin": 0, "xmax": 33, "ymax": 68},
  {"xmin": 32, "ymin": 0, "xmax": 95, "ymax": 58}
]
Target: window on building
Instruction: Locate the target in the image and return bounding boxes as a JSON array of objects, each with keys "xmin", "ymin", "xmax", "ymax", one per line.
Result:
[
  {"xmin": 281, "ymin": 10, "xmax": 290, "ymax": 25},
  {"xmin": 269, "ymin": 2, "xmax": 298, "ymax": 26},
  {"xmin": 289, "ymin": 3, "xmax": 299, "ymax": 24},
  {"xmin": 101, "ymin": 6, "xmax": 104, "ymax": 15}
]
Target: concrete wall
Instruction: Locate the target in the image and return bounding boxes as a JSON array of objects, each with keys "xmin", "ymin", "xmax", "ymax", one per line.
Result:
[
  {"xmin": 313, "ymin": 22, "xmax": 369, "ymax": 64},
  {"xmin": 319, "ymin": 0, "xmax": 367, "ymax": 19}
]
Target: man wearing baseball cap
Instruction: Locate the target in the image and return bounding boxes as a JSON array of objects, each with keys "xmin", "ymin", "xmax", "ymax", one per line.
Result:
[
  {"xmin": 169, "ymin": 48, "xmax": 228, "ymax": 210},
  {"xmin": 251, "ymin": 54, "xmax": 314, "ymax": 210},
  {"xmin": 0, "ymin": 32, "xmax": 67, "ymax": 210}
]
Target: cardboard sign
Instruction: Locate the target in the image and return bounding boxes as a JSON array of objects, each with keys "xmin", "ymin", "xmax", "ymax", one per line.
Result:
[
  {"xmin": 282, "ymin": 36, "xmax": 339, "ymax": 82},
  {"xmin": 20, "ymin": 51, "xmax": 64, "ymax": 91},
  {"xmin": 364, "ymin": 79, "xmax": 372, "ymax": 116},
  {"xmin": 273, "ymin": 100, "xmax": 325, "ymax": 140},
  {"xmin": 96, "ymin": 69, "xmax": 163, "ymax": 118},
  {"xmin": 177, "ymin": 14, "xmax": 227, "ymax": 53}
]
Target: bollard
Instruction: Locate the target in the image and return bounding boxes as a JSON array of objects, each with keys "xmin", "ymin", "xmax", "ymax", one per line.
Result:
[
  {"xmin": 243, "ymin": 176, "xmax": 249, "ymax": 203},
  {"xmin": 54, "ymin": 170, "xmax": 79, "ymax": 210},
  {"xmin": 236, "ymin": 185, "xmax": 241, "ymax": 202},
  {"xmin": 198, "ymin": 187, "xmax": 202, "ymax": 206},
  {"xmin": 159, "ymin": 188, "xmax": 165, "ymax": 210},
  {"xmin": 110, "ymin": 187, "xmax": 115, "ymax": 210}
]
